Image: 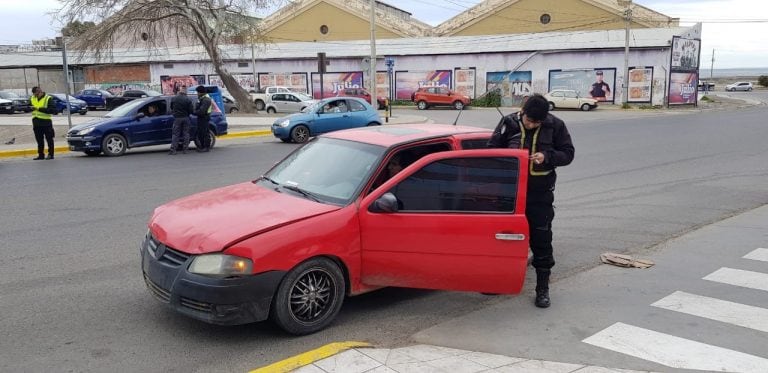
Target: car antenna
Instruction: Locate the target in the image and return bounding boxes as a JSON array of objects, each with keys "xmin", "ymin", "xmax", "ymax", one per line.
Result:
[{"xmin": 452, "ymin": 104, "xmax": 464, "ymax": 126}]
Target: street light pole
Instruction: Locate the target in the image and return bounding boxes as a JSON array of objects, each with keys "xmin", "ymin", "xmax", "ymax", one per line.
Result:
[
  {"xmin": 369, "ymin": 0, "xmax": 377, "ymax": 108},
  {"xmin": 61, "ymin": 36, "xmax": 73, "ymax": 129},
  {"xmin": 621, "ymin": 0, "xmax": 632, "ymax": 106}
]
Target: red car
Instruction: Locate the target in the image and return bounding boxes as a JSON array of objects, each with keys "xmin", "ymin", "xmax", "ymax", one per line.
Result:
[
  {"xmin": 337, "ymin": 87, "xmax": 387, "ymax": 110},
  {"xmin": 141, "ymin": 124, "xmax": 531, "ymax": 335},
  {"xmin": 411, "ymin": 87, "xmax": 471, "ymax": 110}
]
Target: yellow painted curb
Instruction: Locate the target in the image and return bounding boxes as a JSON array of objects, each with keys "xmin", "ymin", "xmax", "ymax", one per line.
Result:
[
  {"xmin": 249, "ymin": 341, "xmax": 371, "ymax": 373},
  {"xmin": 219, "ymin": 130, "xmax": 273, "ymax": 139}
]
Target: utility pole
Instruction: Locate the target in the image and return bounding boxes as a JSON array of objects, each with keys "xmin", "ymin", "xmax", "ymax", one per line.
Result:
[
  {"xmin": 61, "ymin": 36, "xmax": 73, "ymax": 129},
  {"xmin": 250, "ymin": 41, "xmax": 258, "ymax": 92},
  {"xmin": 620, "ymin": 0, "xmax": 632, "ymax": 106},
  {"xmin": 369, "ymin": 0, "xmax": 377, "ymax": 108},
  {"xmin": 710, "ymin": 49, "xmax": 715, "ymax": 79}
]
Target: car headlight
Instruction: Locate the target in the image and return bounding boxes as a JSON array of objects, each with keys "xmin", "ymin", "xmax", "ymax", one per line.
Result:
[
  {"xmin": 278, "ymin": 119, "xmax": 290, "ymax": 128},
  {"xmin": 188, "ymin": 254, "xmax": 253, "ymax": 277},
  {"xmin": 77, "ymin": 127, "xmax": 95, "ymax": 136}
]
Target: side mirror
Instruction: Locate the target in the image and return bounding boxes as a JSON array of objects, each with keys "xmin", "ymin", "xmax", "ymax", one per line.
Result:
[
  {"xmin": 135, "ymin": 112, "xmax": 146, "ymax": 120},
  {"xmin": 141, "ymin": 95, "xmax": 147, "ymax": 98},
  {"xmin": 369, "ymin": 192, "xmax": 399, "ymax": 213}
]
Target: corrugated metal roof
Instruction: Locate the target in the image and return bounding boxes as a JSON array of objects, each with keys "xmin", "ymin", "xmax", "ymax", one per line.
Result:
[{"xmin": 0, "ymin": 26, "xmax": 686, "ymax": 68}]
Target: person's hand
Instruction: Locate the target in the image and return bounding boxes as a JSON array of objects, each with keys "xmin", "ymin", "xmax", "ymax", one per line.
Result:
[{"xmin": 530, "ymin": 152, "xmax": 545, "ymax": 165}]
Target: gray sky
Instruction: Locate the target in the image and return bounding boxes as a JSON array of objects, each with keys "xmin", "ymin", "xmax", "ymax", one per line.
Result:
[{"xmin": 1, "ymin": 0, "xmax": 765, "ymax": 68}]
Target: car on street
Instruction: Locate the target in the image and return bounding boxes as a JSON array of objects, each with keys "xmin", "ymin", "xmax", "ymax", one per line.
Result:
[
  {"xmin": 65, "ymin": 96, "xmax": 228, "ymax": 156},
  {"xmin": 698, "ymin": 81, "xmax": 715, "ymax": 91},
  {"xmin": 250, "ymin": 86, "xmax": 294, "ymax": 111},
  {"xmin": 51, "ymin": 94, "xmax": 89, "ymax": 115},
  {"xmin": 411, "ymin": 86, "xmax": 471, "ymax": 110},
  {"xmin": 0, "ymin": 91, "xmax": 32, "ymax": 113},
  {"xmin": 0, "ymin": 98, "xmax": 14, "ymax": 114},
  {"xmin": 141, "ymin": 123, "xmax": 531, "ymax": 334},
  {"xmin": 725, "ymin": 82, "xmax": 753, "ymax": 92},
  {"xmin": 264, "ymin": 92, "xmax": 318, "ymax": 114},
  {"xmin": 271, "ymin": 96, "xmax": 381, "ymax": 143},
  {"xmin": 75, "ymin": 89, "xmax": 114, "ymax": 110},
  {"xmin": 336, "ymin": 87, "xmax": 388, "ymax": 110},
  {"xmin": 223, "ymin": 95, "xmax": 239, "ymax": 113},
  {"xmin": 544, "ymin": 89, "xmax": 598, "ymax": 111},
  {"xmin": 105, "ymin": 89, "xmax": 162, "ymax": 110}
]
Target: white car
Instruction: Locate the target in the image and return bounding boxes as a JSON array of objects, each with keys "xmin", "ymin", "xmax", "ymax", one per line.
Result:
[
  {"xmin": 725, "ymin": 82, "xmax": 753, "ymax": 92},
  {"xmin": 265, "ymin": 92, "xmax": 318, "ymax": 114},
  {"xmin": 544, "ymin": 89, "xmax": 598, "ymax": 111}
]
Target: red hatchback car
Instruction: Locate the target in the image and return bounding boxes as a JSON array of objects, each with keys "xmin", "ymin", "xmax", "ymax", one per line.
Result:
[
  {"xmin": 336, "ymin": 87, "xmax": 387, "ymax": 110},
  {"xmin": 141, "ymin": 124, "xmax": 531, "ymax": 334},
  {"xmin": 411, "ymin": 87, "xmax": 471, "ymax": 110}
]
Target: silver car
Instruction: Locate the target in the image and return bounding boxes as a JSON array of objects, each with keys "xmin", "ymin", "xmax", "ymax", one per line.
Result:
[
  {"xmin": 725, "ymin": 82, "xmax": 753, "ymax": 92},
  {"xmin": 265, "ymin": 92, "xmax": 317, "ymax": 114}
]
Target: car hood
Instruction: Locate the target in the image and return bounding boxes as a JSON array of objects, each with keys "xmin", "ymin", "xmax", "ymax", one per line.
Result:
[
  {"xmin": 274, "ymin": 112, "xmax": 312, "ymax": 124},
  {"xmin": 149, "ymin": 182, "xmax": 341, "ymax": 254},
  {"xmin": 68, "ymin": 118, "xmax": 115, "ymax": 133},
  {"xmin": 0, "ymin": 99, "xmax": 11, "ymax": 104}
]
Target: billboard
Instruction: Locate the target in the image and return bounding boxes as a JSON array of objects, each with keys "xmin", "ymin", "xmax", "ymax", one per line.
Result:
[
  {"xmin": 258, "ymin": 73, "xmax": 308, "ymax": 93},
  {"xmin": 208, "ymin": 73, "xmax": 256, "ymax": 92},
  {"xmin": 160, "ymin": 75, "xmax": 206, "ymax": 95},
  {"xmin": 671, "ymin": 37, "xmax": 701, "ymax": 70},
  {"xmin": 454, "ymin": 68, "xmax": 477, "ymax": 99},
  {"xmin": 627, "ymin": 67, "xmax": 653, "ymax": 103},
  {"xmin": 669, "ymin": 71, "xmax": 698, "ymax": 105},
  {"xmin": 487, "ymin": 70, "xmax": 532, "ymax": 107},
  {"xmin": 394, "ymin": 70, "xmax": 452, "ymax": 100},
  {"xmin": 86, "ymin": 83, "xmax": 159, "ymax": 96},
  {"xmin": 549, "ymin": 68, "xmax": 616, "ymax": 103},
  {"xmin": 376, "ymin": 71, "xmax": 390, "ymax": 99},
  {"xmin": 310, "ymin": 72, "xmax": 363, "ymax": 99}
]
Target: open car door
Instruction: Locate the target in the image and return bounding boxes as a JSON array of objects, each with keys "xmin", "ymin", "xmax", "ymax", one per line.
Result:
[{"xmin": 359, "ymin": 149, "xmax": 530, "ymax": 294}]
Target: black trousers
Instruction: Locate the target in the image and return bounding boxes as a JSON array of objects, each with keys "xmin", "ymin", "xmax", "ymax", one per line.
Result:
[
  {"xmin": 33, "ymin": 124, "xmax": 55, "ymax": 157},
  {"xmin": 526, "ymin": 190, "xmax": 555, "ymax": 271},
  {"xmin": 171, "ymin": 117, "xmax": 191, "ymax": 150},
  {"xmin": 196, "ymin": 115, "xmax": 210, "ymax": 150}
]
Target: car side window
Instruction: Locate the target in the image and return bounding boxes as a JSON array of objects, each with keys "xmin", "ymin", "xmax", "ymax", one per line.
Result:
[
  {"xmin": 564, "ymin": 91, "xmax": 577, "ymax": 98},
  {"xmin": 388, "ymin": 157, "xmax": 519, "ymax": 212},
  {"xmin": 552, "ymin": 92, "xmax": 563, "ymax": 98},
  {"xmin": 460, "ymin": 139, "xmax": 491, "ymax": 149},
  {"xmin": 349, "ymin": 100, "xmax": 366, "ymax": 112},
  {"xmin": 438, "ymin": 87, "xmax": 449, "ymax": 95},
  {"xmin": 273, "ymin": 94, "xmax": 285, "ymax": 101}
]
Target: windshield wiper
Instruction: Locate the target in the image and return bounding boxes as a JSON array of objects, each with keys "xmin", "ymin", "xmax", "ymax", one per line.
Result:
[
  {"xmin": 281, "ymin": 184, "xmax": 322, "ymax": 202},
  {"xmin": 255, "ymin": 175, "xmax": 279, "ymax": 186}
]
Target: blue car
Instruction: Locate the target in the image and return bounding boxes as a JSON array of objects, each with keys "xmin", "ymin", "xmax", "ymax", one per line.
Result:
[
  {"xmin": 75, "ymin": 89, "xmax": 113, "ymax": 110},
  {"xmin": 66, "ymin": 96, "xmax": 228, "ymax": 156},
  {"xmin": 271, "ymin": 97, "xmax": 382, "ymax": 143},
  {"xmin": 51, "ymin": 94, "xmax": 88, "ymax": 115}
]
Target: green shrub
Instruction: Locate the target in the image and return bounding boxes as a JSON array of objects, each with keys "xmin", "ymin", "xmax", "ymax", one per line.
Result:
[
  {"xmin": 389, "ymin": 99, "xmax": 414, "ymax": 106},
  {"xmin": 758, "ymin": 75, "xmax": 768, "ymax": 88},
  {"xmin": 471, "ymin": 89, "xmax": 502, "ymax": 107},
  {"xmin": 621, "ymin": 103, "xmax": 632, "ymax": 109}
]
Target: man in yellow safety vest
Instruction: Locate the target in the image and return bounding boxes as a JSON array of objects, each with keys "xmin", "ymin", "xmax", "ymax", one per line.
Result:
[{"xmin": 30, "ymin": 86, "xmax": 58, "ymax": 160}]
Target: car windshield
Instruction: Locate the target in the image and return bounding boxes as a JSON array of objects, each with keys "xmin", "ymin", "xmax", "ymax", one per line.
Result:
[
  {"xmin": 0, "ymin": 92, "xmax": 20, "ymax": 99},
  {"xmin": 144, "ymin": 90, "xmax": 162, "ymax": 97},
  {"xmin": 262, "ymin": 137, "xmax": 385, "ymax": 205},
  {"xmin": 104, "ymin": 98, "xmax": 154, "ymax": 118}
]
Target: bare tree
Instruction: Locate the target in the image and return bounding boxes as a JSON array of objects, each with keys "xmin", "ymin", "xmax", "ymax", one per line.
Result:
[{"xmin": 56, "ymin": 0, "xmax": 284, "ymax": 112}]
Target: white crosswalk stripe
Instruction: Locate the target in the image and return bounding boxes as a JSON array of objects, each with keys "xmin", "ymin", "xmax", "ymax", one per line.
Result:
[
  {"xmin": 703, "ymin": 267, "xmax": 768, "ymax": 292},
  {"xmin": 744, "ymin": 248, "xmax": 768, "ymax": 262},
  {"xmin": 651, "ymin": 291, "xmax": 768, "ymax": 333},
  {"xmin": 583, "ymin": 322, "xmax": 768, "ymax": 373}
]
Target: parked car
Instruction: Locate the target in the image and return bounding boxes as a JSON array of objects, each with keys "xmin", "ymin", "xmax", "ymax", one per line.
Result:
[
  {"xmin": 698, "ymin": 81, "xmax": 715, "ymax": 91},
  {"xmin": 264, "ymin": 92, "xmax": 318, "ymax": 114},
  {"xmin": 411, "ymin": 87, "xmax": 470, "ymax": 110},
  {"xmin": 65, "ymin": 96, "xmax": 228, "ymax": 157},
  {"xmin": 142, "ymin": 123, "xmax": 530, "ymax": 334},
  {"xmin": 336, "ymin": 87, "xmax": 387, "ymax": 110},
  {"xmin": 725, "ymin": 82, "xmax": 753, "ymax": 92},
  {"xmin": 272, "ymin": 97, "xmax": 381, "ymax": 143},
  {"xmin": 0, "ymin": 91, "xmax": 32, "ymax": 113},
  {"xmin": 0, "ymin": 98, "xmax": 14, "ymax": 114},
  {"xmin": 75, "ymin": 89, "xmax": 114, "ymax": 110},
  {"xmin": 543, "ymin": 89, "xmax": 598, "ymax": 111},
  {"xmin": 51, "ymin": 94, "xmax": 88, "ymax": 115},
  {"xmin": 250, "ymin": 86, "xmax": 294, "ymax": 111},
  {"xmin": 105, "ymin": 89, "xmax": 162, "ymax": 110},
  {"xmin": 223, "ymin": 95, "xmax": 239, "ymax": 114}
]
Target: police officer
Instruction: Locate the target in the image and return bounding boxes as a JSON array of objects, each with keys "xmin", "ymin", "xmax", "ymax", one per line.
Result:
[
  {"xmin": 488, "ymin": 94, "xmax": 575, "ymax": 308},
  {"xmin": 30, "ymin": 86, "xmax": 58, "ymax": 160},
  {"xmin": 194, "ymin": 86, "xmax": 212, "ymax": 152},
  {"xmin": 169, "ymin": 86, "xmax": 194, "ymax": 155}
]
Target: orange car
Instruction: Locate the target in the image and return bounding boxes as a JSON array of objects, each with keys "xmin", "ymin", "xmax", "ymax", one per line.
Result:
[{"xmin": 411, "ymin": 87, "xmax": 471, "ymax": 110}]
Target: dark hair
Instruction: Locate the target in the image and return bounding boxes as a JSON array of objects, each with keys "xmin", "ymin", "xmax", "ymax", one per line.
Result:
[
  {"xmin": 196, "ymin": 85, "xmax": 206, "ymax": 93},
  {"xmin": 596, "ymin": 70, "xmax": 604, "ymax": 75},
  {"xmin": 32, "ymin": 86, "xmax": 41, "ymax": 94},
  {"xmin": 522, "ymin": 94, "xmax": 549, "ymax": 122}
]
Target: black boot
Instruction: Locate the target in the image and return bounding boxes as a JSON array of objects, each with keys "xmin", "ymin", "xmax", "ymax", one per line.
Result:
[{"xmin": 535, "ymin": 269, "xmax": 551, "ymax": 308}]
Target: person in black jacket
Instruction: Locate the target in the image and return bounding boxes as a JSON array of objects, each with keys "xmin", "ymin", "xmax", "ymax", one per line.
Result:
[
  {"xmin": 194, "ymin": 86, "xmax": 212, "ymax": 152},
  {"xmin": 30, "ymin": 86, "xmax": 58, "ymax": 160},
  {"xmin": 488, "ymin": 94, "xmax": 575, "ymax": 308},
  {"xmin": 169, "ymin": 87, "xmax": 194, "ymax": 155}
]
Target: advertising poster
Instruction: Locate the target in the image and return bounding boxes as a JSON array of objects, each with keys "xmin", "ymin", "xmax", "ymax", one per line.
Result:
[
  {"xmin": 87, "ymin": 83, "xmax": 158, "ymax": 96},
  {"xmin": 627, "ymin": 67, "xmax": 653, "ymax": 103},
  {"xmin": 454, "ymin": 68, "xmax": 476, "ymax": 99},
  {"xmin": 376, "ymin": 72, "xmax": 390, "ymax": 99},
  {"xmin": 486, "ymin": 70, "xmax": 532, "ymax": 107},
  {"xmin": 668, "ymin": 71, "xmax": 698, "ymax": 105},
  {"xmin": 208, "ymin": 73, "xmax": 256, "ymax": 92},
  {"xmin": 258, "ymin": 73, "xmax": 309, "ymax": 93},
  {"xmin": 310, "ymin": 72, "xmax": 363, "ymax": 98},
  {"xmin": 394, "ymin": 70, "xmax": 452, "ymax": 100},
  {"xmin": 549, "ymin": 69, "xmax": 616, "ymax": 103},
  {"xmin": 671, "ymin": 37, "xmax": 701, "ymax": 70},
  {"xmin": 160, "ymin": 75, "xmax": 206, "ymax": 95}
]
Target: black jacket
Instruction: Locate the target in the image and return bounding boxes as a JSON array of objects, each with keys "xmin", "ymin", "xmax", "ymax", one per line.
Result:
[
  {"xmin": 488, "ymin": 112, "xmax": 575, "ymax": 193},
  {"xmin": 171, "ymin": 94, "xmax": 194, "ymax": 118},
  {"xmin": 195, "ymin": 95, "xmax": 212, "ymax": 118}
]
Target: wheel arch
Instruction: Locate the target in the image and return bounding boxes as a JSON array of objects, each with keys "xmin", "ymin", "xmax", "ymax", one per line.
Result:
[{"xmin": 101, "ymin": 129, "xmax": 131, "ymax": 148}]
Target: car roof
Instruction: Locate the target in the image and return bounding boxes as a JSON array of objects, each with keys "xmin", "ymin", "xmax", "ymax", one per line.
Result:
[{"xmin": 323, "ymin": 123, "xmax": 491, "ymax": 147}]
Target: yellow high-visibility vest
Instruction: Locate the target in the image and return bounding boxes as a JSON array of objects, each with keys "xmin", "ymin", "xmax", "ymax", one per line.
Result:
[
  {"xmin": 517, "ymin": 121, "xmax": 552, "ymax": 176},
  {"xmin": 31, "ymin": 95, "xmax": 52, "ymax": 120}
]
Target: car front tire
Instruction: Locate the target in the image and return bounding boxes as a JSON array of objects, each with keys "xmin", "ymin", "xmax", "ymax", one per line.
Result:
[
  {"xmin": 255, "ymin": 100, "xmax": 265, "ymax": 111},
  {"xmin": 417, "ymin": 100, "xmax": 428, "ymax": 110},
  {"xmin": 290, "ymin": 125, "xmax": 310, "ymax": 143},
  {"xmin": 267, "ymin": 107, "xmax": 276, "ymax": 114},
  {"xmin": 270, "ymin": 257, "xmax": 346, "ymax": 335},
  {"xmin": 102, "ymin": 133, "xmax": 127, "ymax": 157},
  {"xmin": 193, "ymin": 129, "xmax": 216, "ymax": 150},
  {"xmin": 453, "ymin": 101, "xmax": 464, "ymax": 110},
  {"xmin": 581, "ymin": 103, "xmax": 591, "ymax": 111}
]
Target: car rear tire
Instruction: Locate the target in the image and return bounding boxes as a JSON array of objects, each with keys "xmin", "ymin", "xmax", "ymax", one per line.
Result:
[
  {"xmin": 452, "ymin": 101, "xmax": 464, "ymax": 110},
  {"xmin": 267, "ymin": 107, "xmax": 276, "ymax": 114},
  {"xmin": 255, "ymin": 100, "xmax": 265, "ymax": 111},
  {"xmin": 102, "ymin": 133, "xmax": 127, "ymax": 157},
  {"xmin": 581, "ymin": 103, "xmax": 591, "ymax": 111},
  {"xmin": 229, "ymin": 107, "xmax": 238, "ymax": 114},
  {"xmin": 548, "ymin": 102, "xmax": 555, "ymax": 111},
  {"xmin": 748, "ymin": 87, "xmax": 753, "ymax": 91},
  {"xmin": 367, "ymin": 122, "xmax": 381, "ymax": 126},
  {"xmin": 417, "ymin": 100, "xmax": 428, "ymax": 110},
  {"xmin": 270, "ymin": 257, "xmax": 346, "ymax": 335},
  {"xmin": 193, "ymin": 129, "xmax": 216, "ymax": 150},
  {"xmin": 290, "ymin": 125, "xmax": 310, "ymax": 143},
  {"xmin": 84, "ymin": 149, "xmax": 101, "ymax": 156}
]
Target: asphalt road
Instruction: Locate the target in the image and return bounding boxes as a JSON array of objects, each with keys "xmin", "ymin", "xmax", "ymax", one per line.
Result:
[{"xmin": 1, "ymin": 103, "xmax": 767, "ymax": 372}]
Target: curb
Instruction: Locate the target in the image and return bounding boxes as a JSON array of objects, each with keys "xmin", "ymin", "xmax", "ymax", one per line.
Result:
[{"xmin": 249, "ymin": 341, "xmax": 370, "ymax": 373}]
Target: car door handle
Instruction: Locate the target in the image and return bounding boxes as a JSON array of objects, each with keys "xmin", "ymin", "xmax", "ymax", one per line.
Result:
[{"xmin": 495, "ymin": 233, "xmax": 526, "ymax": 241}]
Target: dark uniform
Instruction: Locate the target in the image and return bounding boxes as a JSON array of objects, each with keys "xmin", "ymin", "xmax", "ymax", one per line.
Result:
[
  {"xmin": 170, "ymin": 92, "xmax": 194, "ymax": 154},
  {"xmin": 488, "ymin": 112, "xmax": 575, "ymax": 303},
  {"xmin": 30, "ymin": 91, "xmax": 58, "ymax": 160},
  {"xmin": 194, "ymin": 93, "xmax": 212, "ymax": 152}
]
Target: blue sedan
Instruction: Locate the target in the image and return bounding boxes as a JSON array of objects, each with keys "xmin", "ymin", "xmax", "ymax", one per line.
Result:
[
  {"xmin": 66, "ymin": 96, "xmax": 228, "ymax": 156},
  {"xmin": 51, "ymin": 94, "xmax": 88, "ymax": 115},
  {"xmin": 271, "ymin": 97, "xmax": 382, "ymax": 143}
]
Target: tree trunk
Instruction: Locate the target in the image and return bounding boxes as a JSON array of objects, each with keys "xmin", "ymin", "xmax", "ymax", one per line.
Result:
[{"xmin": 204, "ymin": 43, "xmax": 257, "ymax": 113}]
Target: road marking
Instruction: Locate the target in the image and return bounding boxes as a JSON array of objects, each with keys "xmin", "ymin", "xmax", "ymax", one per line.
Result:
[
  {"xmin": 703, "ymin": 267, "xmax": 768, "ymax": 292},
  {"xmin": 249, "ymin": 341, "xmax": 370, "ymax": 373},
  {"xmin": 744, "ymin": 248, "xmax": 768, "ymax": 262},
  {"xmin": 583, "ymin": 322, "xmax": 768, "ymax": 372},
  {"xmin": 652, "ymin": 291, "xmax": 768, "ymax": 333}
]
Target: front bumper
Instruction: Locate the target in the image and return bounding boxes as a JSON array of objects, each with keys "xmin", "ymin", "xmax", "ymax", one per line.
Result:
[
  {"xmin": 66, "ymin": 135, "xmax": 101, "ymax": 151},
  {"xmin": 271, "ymin": 124, "xmax": 290, "ymax": 139},
  {"xmin": 140, "ymin": 234, "xmax": 285, "ymax": 325}
]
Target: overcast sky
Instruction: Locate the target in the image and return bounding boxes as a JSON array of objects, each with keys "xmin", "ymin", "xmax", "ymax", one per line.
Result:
[{"xmin": 1, "ymin": 0, "xmax": 765, "ymax": 68}]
